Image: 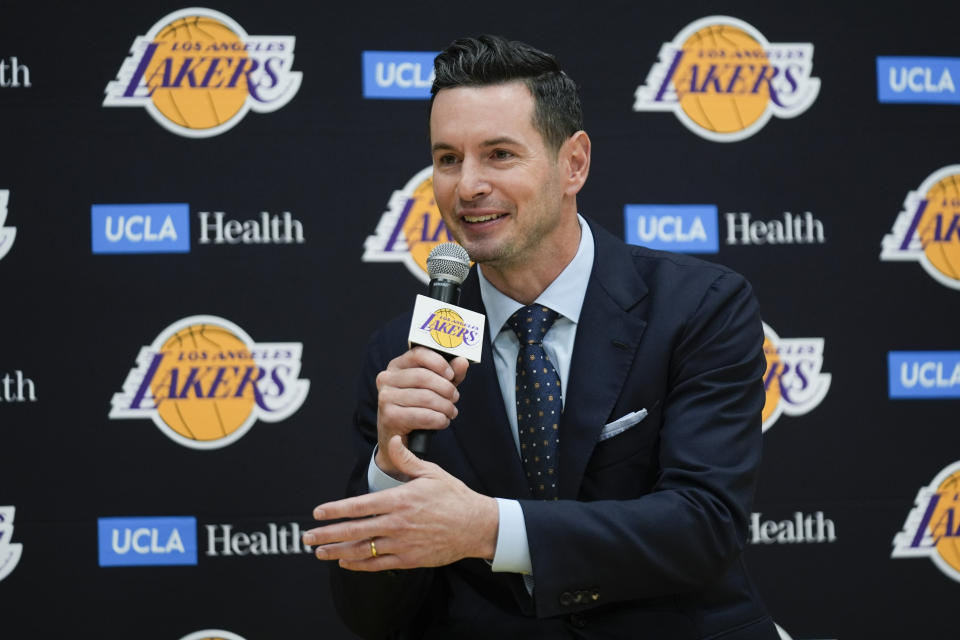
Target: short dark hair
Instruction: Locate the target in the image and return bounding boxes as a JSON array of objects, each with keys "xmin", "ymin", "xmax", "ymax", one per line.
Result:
[{"xmin": 430, "ymin": 35, "xmax": 582, "ymax": 152}]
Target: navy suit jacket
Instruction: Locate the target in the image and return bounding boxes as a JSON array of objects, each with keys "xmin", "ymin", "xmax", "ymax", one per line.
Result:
[{"xmin": 331, "ymin": 220, "xmax": 778, "ymax": 640}]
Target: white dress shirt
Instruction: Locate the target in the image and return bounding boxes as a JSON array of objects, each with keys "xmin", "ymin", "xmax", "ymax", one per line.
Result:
[{"xmin": 367, "ymin": 215, "xmax": 595, "ymax": 579}]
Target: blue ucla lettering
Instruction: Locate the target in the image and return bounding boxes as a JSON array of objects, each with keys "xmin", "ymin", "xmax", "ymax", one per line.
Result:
[
  {"xmin": 890, "ymin": 67, "xmax": 956, "ymax": 93},
  {"xmin": 104, "ymin": 215, "xmax": 177, "ymax": 243},
  {"xmin": 111, "ymin": 527, "xmax": 185, "ymax": 555}
]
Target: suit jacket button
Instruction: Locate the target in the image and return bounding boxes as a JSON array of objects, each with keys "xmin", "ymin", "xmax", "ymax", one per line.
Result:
[
  {"xmin": 559, "ymin": 591, "xmax": 573, "ymax": 607},
  {"xmin": 590, "ymin": 589, "xmax": 600, "ymax": 601},
  {"xmin": 573, "ymin": 591, "xmax": 585, "ymax": 604},
  {"xmin": 569, "ymin": 613, "xmax": 587, "ymax": 628}
]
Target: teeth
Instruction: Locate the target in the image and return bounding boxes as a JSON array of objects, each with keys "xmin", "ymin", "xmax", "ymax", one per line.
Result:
[{"xmin": 463, "ymin": 214, "xmax": 503, "ymax": 223}]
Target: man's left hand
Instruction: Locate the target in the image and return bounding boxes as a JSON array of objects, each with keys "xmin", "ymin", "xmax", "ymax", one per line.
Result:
[{"xmin": 303, "ymin": 435, "xmax": 500, "ymax": 571}]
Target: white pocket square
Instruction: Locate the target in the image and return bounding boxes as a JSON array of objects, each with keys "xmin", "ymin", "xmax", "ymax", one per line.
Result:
[{"xmin": 598, "ymin": 409, "xmax": 648, "ymax": 441}]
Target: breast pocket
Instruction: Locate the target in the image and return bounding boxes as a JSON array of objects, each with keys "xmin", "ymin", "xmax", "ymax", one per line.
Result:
[{"xmin": 581, "ymin": 405, "xmax": 661, "ymax": 499}]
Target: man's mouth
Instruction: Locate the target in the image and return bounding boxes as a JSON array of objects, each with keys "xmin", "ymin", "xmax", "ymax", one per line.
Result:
[{"xmin": 462, "ymin": 213, "xmax": 506, "ymax": 223}]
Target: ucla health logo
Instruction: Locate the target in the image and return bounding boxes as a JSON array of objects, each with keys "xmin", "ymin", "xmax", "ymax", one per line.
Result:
[
  {"xmin": 0, "ymin": 506, "xmax": 24, "ymax": 582},
  {"xmin": 98, "ymin": 516, "xmax": 197, "ymax": 566},
  {"xmin": 877, "ymin": 57, "xmax": 959, "ymax": 104},
  {"xmin": 364, "ymin": 166, "xmax": 454, "ymax": 283},
  {"xmin": 363, "ymin": 51, "xmax": 437, "ymax": 99},
  {"xmin": 892, "ymin": 461, "xmax": 960, "ymax": 582},
  {"xmin": 761, "ymin": 322, "xmax": 831, "ymax": 432},
  {"xmin": 92, "ymin": 203, "xmax": 190, "ymax": 253},
  {"xmin": 889, "ymin": 351, "xmax": 960, "ymax": 398},
  {"xmin": 110, "ymin": 315, "xmax": 309, "ymax": 449},
  {"xmin": 181, "ymin": 632, "xmax": 246, "ymax": 640},
  {"xmin": 625, "ymin": 205, "xmax": 718, "ymax": 253},
  {"xmin": 0, "ymin": 190, "xmax": 16, "ymax": 261},
  {"xmin": 103, "ymin": 8, "xmax": 302, "ymax": 138},
  {"xmin": 881, "ymin": 165, "xmax": 960, "ymax": 290},
  {"xmin": 634, "ymin": 16, "xmax": 820, "ymax": 142}
]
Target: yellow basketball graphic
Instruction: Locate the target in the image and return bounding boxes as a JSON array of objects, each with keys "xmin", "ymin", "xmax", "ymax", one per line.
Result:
[
  {"xmin": 674, "ymin": 24, "xmax": 770, "ymax": 134},
  {"xmin": 918, "ymin": 172, "xmax": 960, "ymax": 282},
  {"xmin": 401, "ymin": 176, "xmax": 454, "ymax": 274},
  {"xmin": 429, "ymin": 309, "xmax": 465, "ymax": 348},
  {"xmin": 151, "ymin": 323, "xmax": 256, "ymax": 442},
  {"xmin": 146, "ymin": 16, "xmax": 250, "ymax": 131},
  {"xmin": 932, "ymin": 471, "xmax": 960, "ymax": 572},
  {"xmin": 761, "ymin": 334, "xmax": 782, "ymax": 426}
]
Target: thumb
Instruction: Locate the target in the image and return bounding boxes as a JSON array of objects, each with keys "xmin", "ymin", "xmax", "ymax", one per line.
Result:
[{"xmin": 389, "ymin": 434, "xmax": 430, "ymax": 477}]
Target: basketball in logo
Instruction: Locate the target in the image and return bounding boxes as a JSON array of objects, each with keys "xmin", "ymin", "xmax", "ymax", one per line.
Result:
[
  {"xmin": 634, "ymin": 16, "xmax": 820, "ymax": 142},
  {"xmin": 110, "ymin": 315, "xmax": 309, "ymax": 449},
  {"xmin": 673, "ymin": 24, "xmax": 769, "ymax": 135},
  {"xmin": 147, "ymin": 16, "xmax": 250, "ymax": 130},
  {"xmin": 103, "ymin": 8, "xmax": 302, "ymax": 137},
  {"xmin": 916, "ymin": 172, "xmax": 960, "ymax": 282},
  {"xmin": 881, "ymin": 165, "xmax": 960, "ymax": 290},
  {"xmin": 929, "ymin": 469, "xmax": 960, "ymax": 571},
  {"xmin": 429, "ymin": 309, "xmax": 466, "ymax": 348},
  {"xmin": 363, "ymin": 166, "xmax": 459, "ymax": 283},
  {"xmin": 150, "ymin": 323, "xmax": 256, "ymax": 443}
]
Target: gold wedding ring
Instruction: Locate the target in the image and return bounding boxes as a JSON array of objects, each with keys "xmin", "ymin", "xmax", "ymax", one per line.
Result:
[{"xmin": 369, "ymin": 539, "xmax": 378, "ymax": 558}]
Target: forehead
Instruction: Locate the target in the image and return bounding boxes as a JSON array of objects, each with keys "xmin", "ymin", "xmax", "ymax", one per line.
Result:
[{"xmin": 429, "ymin": 81, "xmax": 539, "ymax": 144}]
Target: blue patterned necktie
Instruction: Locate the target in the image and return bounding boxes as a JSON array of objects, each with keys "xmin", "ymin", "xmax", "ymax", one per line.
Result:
[{"xmin": 507, "ymin": 304, "xmax": 562, "ymax": 500}]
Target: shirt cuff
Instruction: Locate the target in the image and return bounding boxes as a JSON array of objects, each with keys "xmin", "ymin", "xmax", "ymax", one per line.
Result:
[
  {"xmin": 366, "ymin": 445, "xmax": 406, "ymax": 492},
  {"xmin": 491, "ymin": 498, "xmax": 533, "ymax": 575}
]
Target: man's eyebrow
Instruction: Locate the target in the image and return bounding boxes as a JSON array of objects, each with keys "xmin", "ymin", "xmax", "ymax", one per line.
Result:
[
  {"xmin": 480, "ymin": 137, "xmax": 522, "ymax": 147},
  {"xmin": 431, "ymin": 142, "xmax": 455, "ymax": 153}
]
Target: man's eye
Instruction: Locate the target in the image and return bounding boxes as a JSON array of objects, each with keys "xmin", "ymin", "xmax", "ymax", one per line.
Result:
[
  {"xmin": 437, "ymin": 154, "xmax": 458, "ymax": 165},
  {"xmin": 492, "ymin": 149, "xmax": 513, "ymax": 160}
]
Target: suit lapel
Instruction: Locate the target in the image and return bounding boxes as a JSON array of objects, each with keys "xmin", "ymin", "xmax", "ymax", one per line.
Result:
[
  {"xmin": 450, "ymin": 271, "xmax": 531, "ymax": 499},
  {"xmin": 558, "ymin": 221, "xmax": 649, "ymax": 499}
]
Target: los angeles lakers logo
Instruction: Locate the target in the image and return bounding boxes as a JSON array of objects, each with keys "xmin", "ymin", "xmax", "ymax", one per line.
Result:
[
  {"xmin": 892, "ymin": 461, "xmax": 960, "ymax": 582},
  {"xmin": 881, "ymin": 165, "xmax": 960, "ymax": 290},
  {"xmin": 761, "ymin": 322, "xmax": 831, "ymax": 432},
  {"xmin": 419, "ymin": 308, "xmax": 480, "ymax": 349},
  {"xmin": 110, "ymin": 316, "xmax": 309, "ymax": 449},
  {"xmin": 103, "ymin": 8, "xmax": 302, "ymax": 138},
  {"xmin": 363, "ymin": 166, "xmax": 455, "ymax": 283},
  {"xmin": 634, "ymin": 16, "xmax": 820, "ymax": 142}
]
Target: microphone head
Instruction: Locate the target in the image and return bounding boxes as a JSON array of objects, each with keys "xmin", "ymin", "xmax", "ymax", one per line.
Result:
[{"xmin": 427, "ymin": 242, "xmax": 471, "ymax": 284}]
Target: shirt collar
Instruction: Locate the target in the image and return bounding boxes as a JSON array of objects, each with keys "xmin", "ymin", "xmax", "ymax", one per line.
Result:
[{"xmin": 478, "ymin": 214, "xmax": 595, "ymax": 334}]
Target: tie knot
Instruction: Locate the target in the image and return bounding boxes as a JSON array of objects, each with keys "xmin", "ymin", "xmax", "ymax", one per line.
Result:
[{"xmin": 507, "ymin": 305, "xmax": 559, "ymax": 346}]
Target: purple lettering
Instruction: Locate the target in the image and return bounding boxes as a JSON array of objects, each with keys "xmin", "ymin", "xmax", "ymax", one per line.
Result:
[
  {"xmin": 123, "ymin": 43, "xmax": 159, "ymax": 97},
  {"xmin": 130, "ymin": 353, "xmax": 164, "ymax": 409}
]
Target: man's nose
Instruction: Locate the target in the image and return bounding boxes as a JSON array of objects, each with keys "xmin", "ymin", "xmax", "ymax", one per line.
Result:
[{"xmin": 457, "ymin": 157, "xmax": 492, "ymax": 201}]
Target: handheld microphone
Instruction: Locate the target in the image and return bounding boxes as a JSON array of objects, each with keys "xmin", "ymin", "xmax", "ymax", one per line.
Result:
[{"xmin": 408, "ymin": 242, "xmax": 471, "ymax": 455}]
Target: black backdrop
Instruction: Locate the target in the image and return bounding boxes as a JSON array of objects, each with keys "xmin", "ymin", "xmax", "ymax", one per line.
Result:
[{"xmin": 1, "ymin": 2, "xmax": 958, "ymax": 638}]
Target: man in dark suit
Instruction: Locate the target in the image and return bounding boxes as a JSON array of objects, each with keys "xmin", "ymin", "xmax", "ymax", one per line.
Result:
[{"xmin": 304, "ymin": 35, "xmax": 779, "ymax": 639}]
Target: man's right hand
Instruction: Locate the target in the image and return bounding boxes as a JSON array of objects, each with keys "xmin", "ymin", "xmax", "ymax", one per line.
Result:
[{"xmin": 374, "ymin": 346, "xmax": 469, "ymax": 479}]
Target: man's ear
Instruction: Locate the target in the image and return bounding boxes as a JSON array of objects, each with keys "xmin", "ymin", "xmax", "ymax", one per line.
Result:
[{"xmin": 561, "ymin": 131, "xmax": 591, "ymax": 196}]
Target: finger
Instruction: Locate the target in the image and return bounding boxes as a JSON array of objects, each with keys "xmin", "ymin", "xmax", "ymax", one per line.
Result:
[
  {"xmin": 387, "ymin": 434, "xmax": 430, "ymax": 478},
  {"xmin": 449, "ymin": 356, "xmax": 470, "ymax": 386},
  {"xmin": 380, "ymin": 387, "xmax": 458, "ymax": 420},
  {"xmin": 378, "ymin": 367, "xmax": 460, "ymax": 401},
  {"xmin": 379, "ymin": 405, "xmax": 453, "ymax": 433},
  {"xmin": 313, "ymin": 538, "xmax": 383, "ymax": 562},
  {"xmin": 311, "ymin": 493, "xmax": 392, "ymax": 523},
  {"xmin": 339, "ymin": 553, "xmax": 407, "ymax": 572},
  {"xmin": 388, "ymin": 346, "xmax": 456, "ymax": 380}
]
